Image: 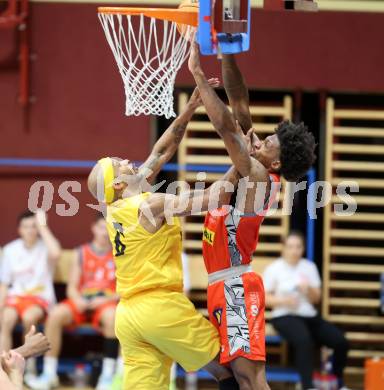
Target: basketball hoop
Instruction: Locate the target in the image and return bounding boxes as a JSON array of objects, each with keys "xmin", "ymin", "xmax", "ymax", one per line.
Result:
[{"xmin": 98, "ymin": 7, "xmax": 198, "ymax": 118}]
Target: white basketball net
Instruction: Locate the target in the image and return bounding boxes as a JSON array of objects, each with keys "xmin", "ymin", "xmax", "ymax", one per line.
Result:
[{"xmin": 98, "ymin": 13, "xmax": 195, "ymax": 118}]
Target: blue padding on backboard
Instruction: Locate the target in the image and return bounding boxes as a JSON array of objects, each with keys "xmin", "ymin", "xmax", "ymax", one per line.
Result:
[
  {"xmin": 216, "ymin": 32, "xmax": 250, "ymax": 54},
  {"xmin": 198, "ymin": 0, "xmax": 213, "ymax": 55},
  {"xmin": 198, "ymin": 0, "xmax": 251, "ymax": 55}
]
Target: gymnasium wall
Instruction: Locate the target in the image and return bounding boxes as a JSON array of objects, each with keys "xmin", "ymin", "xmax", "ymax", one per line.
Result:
[{"xmin": 1, "ymin": 3, "xmax": 384, "ymax": 246}]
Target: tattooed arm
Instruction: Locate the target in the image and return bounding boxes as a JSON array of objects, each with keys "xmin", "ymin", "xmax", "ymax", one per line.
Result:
[
  {"xmin": 139, "ymin": 78, "xmax": 220, "ymax": 183},
  {"xmin": 138, "ymin": 167, "xmax": 240, "ymax": 233}
]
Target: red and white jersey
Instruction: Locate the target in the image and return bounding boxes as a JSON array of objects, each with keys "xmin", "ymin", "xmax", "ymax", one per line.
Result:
[
  {"xmin": 78, "ymin": 244, "xmax": 116, "ymax": 296},
  {"xmin": 203, "ymin": 174, "xmax": 280, "ymax": 274}
]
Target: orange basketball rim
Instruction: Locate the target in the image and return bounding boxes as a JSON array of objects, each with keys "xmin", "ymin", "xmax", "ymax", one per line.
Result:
[
  {"xmin": 97, "ymin": 7, "xmax": 198, "ymax": 27},
  {"xmin": 97, "ymin": 4, "xmax": 198, "ymax": 118}
]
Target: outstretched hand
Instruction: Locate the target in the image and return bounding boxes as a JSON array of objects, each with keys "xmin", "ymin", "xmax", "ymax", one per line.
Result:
[
  {"xmin": 189, "ymin": 77, "xmax": 220, "ymax": 107},
  {"xmin": 18, "ymin": 325, "xmax": 51, "ymax": 358},
  {"xmin": 188, "ymin": 42, "xmax": 202, "ymax": 74},
  {"xmin": 245, "ymin": 127, "xmax": 261, "ymax": 154}
]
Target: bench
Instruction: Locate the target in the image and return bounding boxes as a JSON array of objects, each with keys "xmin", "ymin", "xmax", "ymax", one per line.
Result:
[{"xmin": 13, "ymin": 249, "xmax": 298, "ymax": 384}]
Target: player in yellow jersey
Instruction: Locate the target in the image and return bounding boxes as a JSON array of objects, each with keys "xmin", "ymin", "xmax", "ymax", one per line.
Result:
[{"xmin": 87, "ymin": 82, "xmax": 242, "ymax": 390}]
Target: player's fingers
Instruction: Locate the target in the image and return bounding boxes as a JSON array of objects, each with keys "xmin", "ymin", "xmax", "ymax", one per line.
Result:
[{"xmin": 208, "ymin": 78, "xmax": 220, "ymax": 88}]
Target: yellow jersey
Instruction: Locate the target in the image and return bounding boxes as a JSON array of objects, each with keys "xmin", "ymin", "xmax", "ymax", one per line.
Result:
[{"xmin": 106, "ymin": 192, "xmax": 183, "ymax": 299}]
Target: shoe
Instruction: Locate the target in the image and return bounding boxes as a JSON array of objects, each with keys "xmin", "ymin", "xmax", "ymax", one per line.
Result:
[
  {"xmin": 96, "ymin": 374, "xmax": 114, "ymax": 390},
  {"xmin": 25, "ymin": 373, "xmax": 59, "ymax": 390}
]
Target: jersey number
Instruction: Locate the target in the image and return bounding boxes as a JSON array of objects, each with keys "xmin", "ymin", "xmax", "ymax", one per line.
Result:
[{"xmin": 113, "ymin": 222, "xmax": 126, "ymax": 257}]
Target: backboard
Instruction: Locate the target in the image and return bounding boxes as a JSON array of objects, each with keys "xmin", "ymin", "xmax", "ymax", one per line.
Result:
[{"xmin": 198, "ymin": 0, "xmax": 251, "ymax": 55}]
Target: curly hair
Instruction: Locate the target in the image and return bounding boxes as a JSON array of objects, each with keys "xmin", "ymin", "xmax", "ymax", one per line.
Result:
[{"xmin": 275, "ymin": 121, "xmax": 316, "ymax": 181}]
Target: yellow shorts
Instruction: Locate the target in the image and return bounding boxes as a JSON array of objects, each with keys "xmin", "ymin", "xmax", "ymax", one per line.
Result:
[{"xmin": 115, "ymin": 289, "xmax": 220, "ymax": 390}]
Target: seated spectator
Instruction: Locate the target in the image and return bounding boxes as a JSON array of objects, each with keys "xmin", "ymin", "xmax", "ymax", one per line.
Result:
[
  {"xmin": 28, "ymin": 214, "xmax": 119, "ymax": 390},
  {"xmin": 263, "ymin": 231, "xmax": 349, "ymax": 390},
  {"xmin": 0, "ymin": 210, "xmax": 61, "ymax": 380}
]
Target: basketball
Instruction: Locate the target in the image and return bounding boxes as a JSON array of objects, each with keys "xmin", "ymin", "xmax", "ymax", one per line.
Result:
[{"xmin": 177, "ymin": 0, "xmax": 199, "ymax": 40}]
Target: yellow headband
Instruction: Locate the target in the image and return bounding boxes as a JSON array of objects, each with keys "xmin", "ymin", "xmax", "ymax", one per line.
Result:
[{"xmin": 98, "ymin": 157, "xmax": 115, "ymax": 204}]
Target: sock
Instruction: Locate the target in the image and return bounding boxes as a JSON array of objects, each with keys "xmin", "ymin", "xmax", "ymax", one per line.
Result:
[
  {"xmin": 169, "ymin": 364, "xmax": 177, "ymax": 390},
  {"xmin": 103, "ymin": 338, "xmax": 119, "ymax": 359},
  {"xmin": 186, "ymin": 371, "xmax": 198, "ymax": 389},
  {"xmin": 218, "ymin": 377, "xmax": 240, "ymax": 390},
  {"xmin": 337, "ymin": 377, "xmax": 345, "ymax": 389},
  {"xmin": 25, "ymin": 357, "xmax": 36, "ymax": 375},
  {"xmin": 116, "ymin": 356, "xmax": 124, "ymax": 376},
  {"xmin": 100, "ymin": 358, "xmax": 116, "ymax": 379},
  {"xmin": 43, "ymin": 356, "xmax": 58, "ymax": 378}
]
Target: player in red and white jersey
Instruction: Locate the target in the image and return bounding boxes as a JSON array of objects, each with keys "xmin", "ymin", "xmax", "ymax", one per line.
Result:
[
  {"xmin": 203, "ymin": 174, "xmax": 280, "ymax": 387},
  {"xmin": 203, "ymin": 172, "xmax": 279, "ymax": 275},
  {"xmin": 189, "ymin": 44, "xmax": 316, "ymax": 389}
]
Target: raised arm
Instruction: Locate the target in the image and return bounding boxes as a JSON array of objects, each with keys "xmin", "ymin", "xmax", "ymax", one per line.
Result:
[
  {"xmin": 222, "ymin": 54, "xmax": 253, "ymax": 132},
  {"xmin": 35, "ymin": 210, "xmax": 61, "ymax": 267},
  {"xmin": 139, "ymin": 78, "xmax": 219, "ymax": 183},
  {"xmin": 180, "ymin": 166, "xmax": 240, "ymax": 217},
  {"xmin": 139, "ymin": 167, "xmax": 240, "ymax": 233},
  {"xmin": 188, "ymin": 43, "xmax": 253, "ymax": 178}
]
